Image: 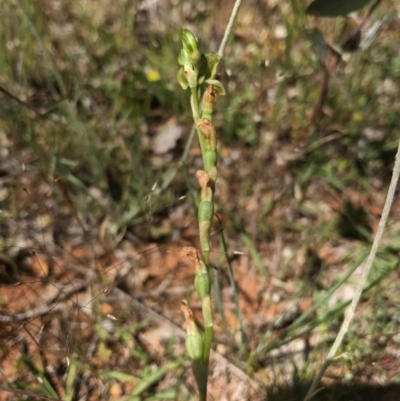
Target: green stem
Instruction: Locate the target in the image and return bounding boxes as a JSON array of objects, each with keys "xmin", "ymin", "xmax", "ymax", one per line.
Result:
[
  {"xmin": 192, "ymin": 359, "xmax": 208, "ymax": 401},
  {"xmin": 195, "ymin": 89, "xmax": 214, "ymax": 400},
  {"xmin": 191, "ymin": 88, "xmax": 207, "ymax": 161},
  {"xmin": 180, "ymin": 9, "xmax": 243, "ymax": 393},
  {"xmin": 203, "ymin": 327, "xmax": 213, "ymax": 366},
  {"xmin": 202, "ymin": 298, "xmax": 214, "ymax": 365},
  {"xmin": 196, "ymin": 326, "xmax": 213, "ymax": 401},
  {"xmin": 190, "ymin": 88, "xmax": 201, "ymax": 121}
]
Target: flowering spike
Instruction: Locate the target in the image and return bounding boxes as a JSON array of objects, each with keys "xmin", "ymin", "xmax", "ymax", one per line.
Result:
[{"xmin": 195, "ymin": 260, "xmax": 211, "ymax": 301}]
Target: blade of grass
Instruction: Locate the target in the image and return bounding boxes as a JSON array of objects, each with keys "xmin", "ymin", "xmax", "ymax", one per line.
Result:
[
  {"xmin": 304, "ymin": 136, "xmax": 400, "ymax": 400},
  {"xmin": 216, "ymin": 215, "xmax": 249, "ymax": 355},
  {"xmin": 144, "ymin": 389, "xmax": 178, "ymax": 400},
  {"xmin": 213, "ymin": 241, "xmax": 226, "ymax": 326},
  {"xmin": 64, "ymin": 357, "xmax": 77, "ymax": 401},
  {"xmin": 128, "ymin": 361, "xmax": 181, "ymax": 398},
  {"xmin": 240, "ymin": 232, "xmax": 266, "ymax": 275}
]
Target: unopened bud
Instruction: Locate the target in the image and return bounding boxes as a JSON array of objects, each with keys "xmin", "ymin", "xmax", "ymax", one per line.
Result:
[
  {"xmin": 195, "ymin": 273, "xmax": 211, "ymax": 301},
  {"xmin": 196, "ymin": 118, "xmax": 216, "ymax": 150},
  {"xmin": 182, "ymin": 29, "xmax": 199, "ymax": 56},
  {"xmin": 196, "ymin": 170, "xmax": 209, "ymax": 190},
  {"xmin": 181, "ymin": 300, "xmax": 203, "ymax": 360},
  {"xmin": 201, "ymin": 86, "xmax": 217, "ymax": 120},
  {"xmin": 178, "ymin": 30, "xmax": 201, "ymax": 72},
  {"xmin": 196, "ymin": 170, "xmax": 212, "ymax": 201},
  {"xmin": 195, "ymin": 259, "xmax": 210, "ymax": 301}
]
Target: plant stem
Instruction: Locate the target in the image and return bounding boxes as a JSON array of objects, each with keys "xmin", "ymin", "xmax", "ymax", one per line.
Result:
[
  {"xmin": 203, "ymin": 326, "xmax": 213, "ymax": 366},
  {"xmin": 193, "ymin": 86, "xmax": 215, "ymax": 401},
  {"xmin": 178, "ymin": 3, "xmax": 244, "ymax": 398},
  {"xmin": 191, "ymin": 89, "xmax": 207, "ymax": 156}
]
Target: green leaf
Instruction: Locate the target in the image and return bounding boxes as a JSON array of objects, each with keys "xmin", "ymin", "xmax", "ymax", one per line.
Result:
[
  {"xmin": 306, "ymin": 0, "xmax": 375, "ymax": 17},
  {"xmin": 144, "ymin": 389, "xmax": 177, "ymax": 400},
  {"xmin": 128, "ymin": 362, "xmax": 179, "ymax": 398},
  {"xmin": 100, "ymin": 370, "xmax": 139, "ymax": 381},
  {"xmin": 308, "ymin": 28, "xmax": 330, "ymax": 63}
]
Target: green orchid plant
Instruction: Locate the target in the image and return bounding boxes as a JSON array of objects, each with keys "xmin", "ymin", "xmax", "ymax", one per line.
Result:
[{"xmin": 177, "ymin": 29, "xmax": 225, "ymax": 401}]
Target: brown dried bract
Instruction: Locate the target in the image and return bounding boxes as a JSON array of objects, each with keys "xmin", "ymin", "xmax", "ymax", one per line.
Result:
[
  {"xmin": 196, "ymin": 118, "xmax": 217, "ymax": 148},
  {"xmin": 196, "ymin": 170, "xmax": 210, "ymax": 190},
  {"xmin": 204, "ymin": 85, "xmax": 216, "ymax": 102},
  {"xmin": 181, "ymin": 299, "xmax": 195, "ymax": 327}
]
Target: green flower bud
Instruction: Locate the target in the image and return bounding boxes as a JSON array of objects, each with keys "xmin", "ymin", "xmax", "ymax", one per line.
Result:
[
  {"xmin": 199, "ymin": 220, "xmax": 211, "ymax": 256},
  {"xmin": 196, "ymin": 118, "xmax": 217, "ymax": 150},
  {"xmin": 186, "ymin": 330, "xmax": 203, "ymax": 360},
  {"xmin": 195, "ymin": 271, "xmax": 211, "ymax": 301},
  {"xmin": 196, "ymin": 170, "xmax": 213, "ymax": 201},
  {"xmin": 182, "ymin": 29, "xmax": 199, "ymax": 56},
  {"xmin": 177, "ymin": 30, "xmax": 202, "ymax": 89},
  {"xmin": 181, "ymin": 300, "xmax": 203, "ymax": 360},
  {"xmin": 178, "ymin": 30, "xmax": 201, "ymax": 71},
  {"xmin": 201, "ymin": 86, "xmax": 217, "ymax": 120},
  {"xmin": 190, "ymin": 50, "xmax": 201, "ymax": 68}
]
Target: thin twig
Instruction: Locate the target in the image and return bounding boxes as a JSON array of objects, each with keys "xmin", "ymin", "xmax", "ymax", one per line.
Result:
[
  {"xmin": 0, "ymin": 85, "xmax": 66, "ymax": 117},
  {"xmin": 0, "ymin": 272, "xmax": 94, "ymax": 323},
  {"xmin": 0, "ymin": 85, "xmax": 41, "ymax": 113},
  {"xmin": 304, "ymin": 137, "xmax": 400, "ymax": 400}
]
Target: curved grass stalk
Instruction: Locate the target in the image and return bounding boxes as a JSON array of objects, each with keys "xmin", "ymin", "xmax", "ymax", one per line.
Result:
[{"xmin": 304, "ymin": 137, "xmax": 400, "ymax": 400}]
